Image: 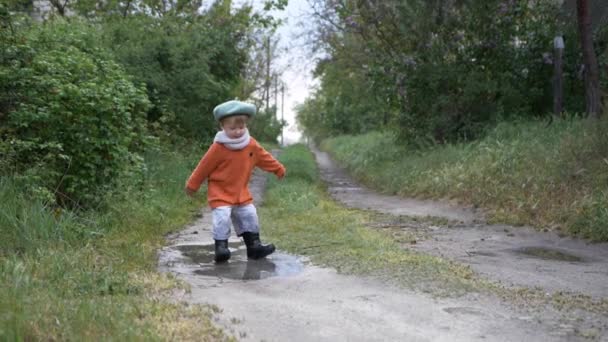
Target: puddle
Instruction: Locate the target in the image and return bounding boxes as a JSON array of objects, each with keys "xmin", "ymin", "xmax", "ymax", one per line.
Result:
[
  {"xmin": 513, "ymin": 247, "xmax": 585, "ymax": 262},
  {"xmin": 172, "ymin": 244, "xmax": 304, "ymax": 280},
  {"xmin": 443, "ymin": 307, "xmax": 486, "ymax": 317},
  {"xmin": 467, "ymin": 251, "xmax": 497, "ymax": 257}
]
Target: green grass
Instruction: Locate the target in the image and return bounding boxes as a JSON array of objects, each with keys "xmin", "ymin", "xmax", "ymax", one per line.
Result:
[
  {"xmin": 321, "ymin": 118, "xmax": 608, "ymax": 241},
  {"xmin": 0, "ymin": 147, "xmax": 231, "ymax": 341},
  {"xmin": 260, "ymin": 144, "xmax": 483, "ymax": 296}
]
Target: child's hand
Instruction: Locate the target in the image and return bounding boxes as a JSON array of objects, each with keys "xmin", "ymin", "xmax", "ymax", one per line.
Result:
[
  {"xmin": 278, "ymin": 171, "xmax": 286, "ymax": 180},
  {"xmin": 185, "ymin": 187, "xmax": 197, "ymax": 197}
]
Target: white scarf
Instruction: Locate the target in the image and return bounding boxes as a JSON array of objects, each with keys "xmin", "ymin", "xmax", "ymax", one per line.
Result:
[{"xmin": 214, "ymin": 128, "xmax": 251, "ymax": 150}]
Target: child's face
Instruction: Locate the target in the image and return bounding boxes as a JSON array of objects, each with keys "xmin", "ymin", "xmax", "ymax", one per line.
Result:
[{"xmin": 221, "ymin": 115, "xmax": 248, "ymax": 139}]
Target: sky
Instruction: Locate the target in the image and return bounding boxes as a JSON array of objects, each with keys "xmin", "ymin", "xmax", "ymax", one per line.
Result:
[
  {"xmin": 236, "ymin": 0, "xmax": 317, "ymax": 145},
  {"xmin": 273, "ymin": 0, "xmax": 315, "ymax": 145}
]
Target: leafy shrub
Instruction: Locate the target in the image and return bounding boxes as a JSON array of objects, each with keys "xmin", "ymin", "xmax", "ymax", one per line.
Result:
[
  {"xmin": 101, "ymin": 12, "xmax": 249, "ymax": 142},
  {"xmin": 248, "ymin": 107, "xmax": 285, "ymax": 143},
  {"xmin": 0, "ymin": 17, "xmax": 151, "ymax": 207}
]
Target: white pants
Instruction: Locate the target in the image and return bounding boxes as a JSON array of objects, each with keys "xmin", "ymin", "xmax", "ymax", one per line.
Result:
[{"xmin": 212, "ymin": 204, "xmax": 260, "ymax": 240}]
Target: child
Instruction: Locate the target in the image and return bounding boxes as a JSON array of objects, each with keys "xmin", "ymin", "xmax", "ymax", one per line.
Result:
[{"xmin": 185, "ymin": 100, "xmax": 286, "ymax": 262}]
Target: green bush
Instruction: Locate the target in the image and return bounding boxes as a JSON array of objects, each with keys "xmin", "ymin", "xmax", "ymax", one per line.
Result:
[
  {"xmin": 0, "ymin": 147, "xmax": 219, "ymax": 340},
  {"xmin": 0, "ymin": 18, "xmax": 151, "ymax": 207},
  {"xmin": 248, "ymin": 107, "xmax": 285, "ymax": 143},
  {"xmin": 101, "ymin": 12, "xmax": 249, "ymax": 142}
]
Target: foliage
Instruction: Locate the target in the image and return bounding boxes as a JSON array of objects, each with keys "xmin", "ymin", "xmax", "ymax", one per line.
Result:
[
  {"xmin": 0, "ymin": 1, "xmax": 286, "ymax": 338},
  {"xmin": 0, "ymin": 0, "xmax": 285, "ymax": 207},
  {"xmin": 0, "ymin": 148, "xmax": 229, "ymax": 340},
  {"xmin": 0, "ymin": 17, "xmax": 151, "ymax": 208},
  {"xmin": 101, "ymin": 7, "xmax": 252, "ymax": 142},
  {"xmin": 322, "ymin": 117, "xmax": 608, "ymax": 241},
  {"xmin": 298, "ymin": 0, "xmax": 595, "ymax": 145},
  {"xmin": 248, "ymin": 107, "xmax": 285, "ymax": 143}
]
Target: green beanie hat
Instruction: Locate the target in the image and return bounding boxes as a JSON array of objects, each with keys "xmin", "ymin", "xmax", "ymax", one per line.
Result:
[{"xmin": 213, "ymin": 100, "xmax": 256, "ymax": 121}]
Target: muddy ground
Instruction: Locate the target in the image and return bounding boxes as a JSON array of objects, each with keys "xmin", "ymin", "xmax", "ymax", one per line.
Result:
[{"xmin": 158, "ymin": 148, "xmax": 608, "ymax": 341}]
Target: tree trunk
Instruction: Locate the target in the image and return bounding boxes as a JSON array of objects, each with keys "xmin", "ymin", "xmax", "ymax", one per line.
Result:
[
  {"xmin": 49, "ymin": 0, "xmax": 67, "ymax": 16},
  {"xmin": 576, "ymin": 0, "xmax": 601, "ymax": 118}
]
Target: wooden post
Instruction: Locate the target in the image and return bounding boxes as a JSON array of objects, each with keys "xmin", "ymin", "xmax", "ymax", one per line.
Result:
[{"xmin": 553, "ymin": 36, "xmax": 565, "ymax": 117}]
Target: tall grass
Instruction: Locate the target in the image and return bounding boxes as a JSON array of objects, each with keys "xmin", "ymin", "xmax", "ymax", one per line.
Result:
[
  {"xmin": 0, "ymin": 147, "xmax": 228, "ymax": 341},
  {"xmin": 322, "ymin": 118, "xmax": 608, "ymax": 241}
]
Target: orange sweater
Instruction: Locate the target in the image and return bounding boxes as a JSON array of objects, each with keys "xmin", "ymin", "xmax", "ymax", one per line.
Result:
[{"xmin": 186, "ymin": 137, "xmax": 285, "ymax": 208}]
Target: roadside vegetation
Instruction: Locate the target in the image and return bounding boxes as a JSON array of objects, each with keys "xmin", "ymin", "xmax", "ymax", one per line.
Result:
[
  {"xmin": 321, "ymin": 117, "xmax": 608, "ymax": 242},
  {"xmin": 0, "ymin": 148, "xmax": 234, "ymax": 340},
  {"xmin": 296, "ymin": 1, "xmax": 608, "ymax": 242},
  {"xmin": 261, "ymin": 144, "xmax": 482, "ymax": 296}
]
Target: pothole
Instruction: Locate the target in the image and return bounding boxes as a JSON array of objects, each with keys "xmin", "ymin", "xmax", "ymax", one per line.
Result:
[
  {"xmin": 467, "ymin": 251, "xmax": 497, "ymax": 257},
  {"xmin": 172, "ymin": 244, "xmax": 304, "ymax": 280},
  {"xmin": 513, "ymin": 246, "xmax": 585, "ymax": 262},
  {"xmin": 443, "ymin": 306, "xmax": 487, "ymax": 317}
]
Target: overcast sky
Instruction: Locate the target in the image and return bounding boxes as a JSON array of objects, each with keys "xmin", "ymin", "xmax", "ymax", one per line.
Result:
[
  {"xmin": 236, "ymin": 0, "xmax": 317, "ymax": 144},
  {"xmin": 275, "ymin": 0, "xmax": 314, "ymax": 144}
]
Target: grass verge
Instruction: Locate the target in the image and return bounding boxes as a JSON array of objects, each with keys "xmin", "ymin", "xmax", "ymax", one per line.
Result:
[
  {"xmin": 0, "ymin": 147, "xmax": 231, "ymax": 341},
  {"xmin": 321, "ymin": 118, "xmax": 608, "ymax": 241},
  {"xmin": 260, "ymin": 144, "xmax": 482, "ymax": 296}
]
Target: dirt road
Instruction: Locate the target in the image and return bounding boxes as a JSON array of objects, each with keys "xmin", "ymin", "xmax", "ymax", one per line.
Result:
[
  {"xmin": 311, "ymin": 145, "xmax": 608, "ymax": 298},
  {"xmin": 158, "ymin": 148, "xmax": 607, "ymax": 341}
]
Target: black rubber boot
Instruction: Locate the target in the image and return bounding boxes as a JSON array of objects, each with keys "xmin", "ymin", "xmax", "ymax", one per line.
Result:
[
  {"xmin": 214, "ymin": 240, "xmax": 231, "ymax": 262},
  {"xmin": 242, "ymin": 232, "xmax": 275, "ymax": 260}
]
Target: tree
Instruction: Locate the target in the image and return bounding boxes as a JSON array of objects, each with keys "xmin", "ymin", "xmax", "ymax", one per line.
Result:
[
  {"xmin": 576, "ymin": 0, "xmax": 601, "ymax": 118},
  {"xmin": 298, "ymin": 0, "xmax": 564, "ymax": 144}
]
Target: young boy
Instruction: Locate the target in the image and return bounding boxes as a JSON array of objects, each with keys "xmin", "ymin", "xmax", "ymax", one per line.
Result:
[{"xmin": 185, "ymin": 100, "xmax": 286, "ymax": 262}]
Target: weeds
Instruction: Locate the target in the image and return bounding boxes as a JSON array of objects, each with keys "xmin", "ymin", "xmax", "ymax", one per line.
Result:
[
  {"xmin": 322, "ymin": 118, "xmax": 608, "ymax": 241},
  {"xmin": 0, "ymin": 147, "xmax": 228, "ymax": 340}
]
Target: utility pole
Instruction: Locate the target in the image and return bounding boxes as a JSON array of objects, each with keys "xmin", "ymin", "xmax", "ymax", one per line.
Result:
[
  {"xmin": 274, "ymin": 74, "xmax": 279, "ymax": 115},
  {"xmin": 281, "ymin": 83, "xmax": 285, "ymax": 146},
  {"xmin": 263, "ymin": 38, "xmax": 270, "ymax": 111}
]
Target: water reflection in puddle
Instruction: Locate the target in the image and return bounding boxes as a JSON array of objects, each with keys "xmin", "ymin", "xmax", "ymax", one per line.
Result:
[
  {"xmin": 172, "ymin": 244, "xmax": 304, "ymax": 280},
  {"xmin": 513, "ymin": 246, "xmax": 585, "ymax": 262}
]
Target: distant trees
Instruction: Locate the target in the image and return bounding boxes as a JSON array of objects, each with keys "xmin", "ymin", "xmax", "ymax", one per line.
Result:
[{"xmin": 297, "ymin": 0, "xmax": 607, "ymax": 145}]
